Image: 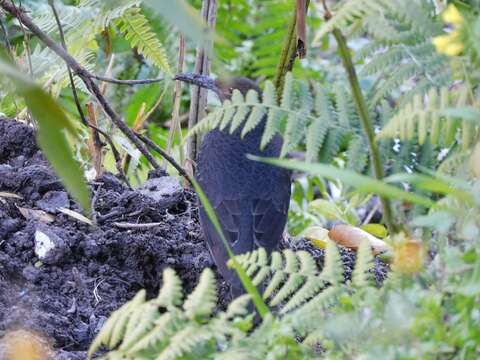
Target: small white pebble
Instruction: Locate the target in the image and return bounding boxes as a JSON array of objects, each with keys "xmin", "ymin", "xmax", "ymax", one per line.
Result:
[{"xmin": 34, "ymin": 230, "xmax": 55, "ymax": 260}]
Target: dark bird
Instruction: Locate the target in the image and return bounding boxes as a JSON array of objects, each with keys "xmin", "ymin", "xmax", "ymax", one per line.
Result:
[{"xmin": 175, "ymin": 73, "xmax": 291, "ymax": 295}]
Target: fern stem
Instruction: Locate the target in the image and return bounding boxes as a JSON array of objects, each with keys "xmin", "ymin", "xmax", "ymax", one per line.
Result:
[
  {"xmin": 274, "ymin": 0, "xmax": 310, "ymax": 93},
  {"xmin": 274, "ymin": 10, "xmax": 296, "ymax": 93},
  {"xmin": 332, "ymin": 29, "xmax": 397, "ymax": 233}
]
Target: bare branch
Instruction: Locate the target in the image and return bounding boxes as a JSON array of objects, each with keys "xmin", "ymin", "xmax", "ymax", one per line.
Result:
[
  {"xmin": 89, "ymin": 74, "xmax": 165, "ymax": 85},
  {"xmin": 113, "ymin": 222, "xmax": 162, "ymax": 229},
  {"xmin": 186, "ymin": 0, "xmax": 217, "ymax": 163}
]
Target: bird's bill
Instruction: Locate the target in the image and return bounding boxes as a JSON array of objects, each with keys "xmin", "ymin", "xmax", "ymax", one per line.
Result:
[{"xmin": 173, "ymin": 73, "xmax": 219, "ymax": 93}]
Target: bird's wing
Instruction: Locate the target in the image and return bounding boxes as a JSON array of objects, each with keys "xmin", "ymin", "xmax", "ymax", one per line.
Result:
[
  {"xmin": 200, "ymin": 194, "xmax": 289, "ymax": 256},
  {"xmin": 198, "ymin": 200, "xmax": 241, "ymax": 284},
  {"xmin": 252, "ymin": 197, "xmax": 289, "ymax": 250}
]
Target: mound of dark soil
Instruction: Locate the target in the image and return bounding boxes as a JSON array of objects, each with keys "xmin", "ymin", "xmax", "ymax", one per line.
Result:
[
  {"xmin": 0, "ymin": 119, "xmax": 223, "ymax": 358},
  {"xmin": 0, "ymin": 119, "xmax": 388, "ymax": 359}
]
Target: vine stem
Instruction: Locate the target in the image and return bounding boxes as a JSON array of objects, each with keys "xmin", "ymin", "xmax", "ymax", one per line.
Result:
[
  {"xmin": 273, "ymin": 0, "xmax": 310, "ymax": 93},
  {"xmin": 332, "ymin": 28, "xmax": 397, "ymax": 233}
]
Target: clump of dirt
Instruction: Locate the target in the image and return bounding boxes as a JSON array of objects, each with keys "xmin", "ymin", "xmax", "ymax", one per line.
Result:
[{"xmin": 0, "ymin": 119, "xmax": 388, "ymax": 359}]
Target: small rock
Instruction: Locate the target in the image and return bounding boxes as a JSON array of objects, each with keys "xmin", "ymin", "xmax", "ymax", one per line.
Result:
[
  {"xmin": 139, "ymin": 176, "xmax": 183, "ymax": 209},
  {"xmin": 148, "ymin": 168, "xmax": 168, "ymax": 179},
  {"xmin": 9, "ymin": 155, "xmax": 25, "ymax": 168},
  {"xmin": 72, "ymin": 321, "xmax": 89, "ymax": 342},
  {"xmin": 0, "ymin": 218, "xmax": 22, "ymax": 238},
  {"xmin": 36, "ymin": 191, "xmax": 69, "ymax": 213},
  {"xmin": 92, "ymin": 315, "xmax": 107, "ymax": 334},
  {"xmin": 56, "ymin": 351, "xmax": 88, "ymax": 360},
  {"xmin": 83, "ymin": 238, "xmax": 100, "ymax": 257},
  {"xmin": 100, "ymin": 172, "xmax": 125, "ymax": 192},
  {"xmin": 34, "ymin": 224, "xmax": 69, "ymax": 264},
  {"xmin": 22, "ymin": 265, "xmax": 40, "ymax": 282}
]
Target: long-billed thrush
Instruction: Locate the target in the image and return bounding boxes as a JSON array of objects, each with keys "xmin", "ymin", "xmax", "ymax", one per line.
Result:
[{"xmin": 175, "ymin": 74, "xmax": 291, "ymax": 295}]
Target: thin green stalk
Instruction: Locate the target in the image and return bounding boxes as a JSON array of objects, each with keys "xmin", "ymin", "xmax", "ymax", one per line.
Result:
[
  {"xmin": 273, "ymin": 0, "xmax": 310, "ymax": 93},
  {"xmin": 332, "ymin": 29, "xmax": 397, "ymax": 234},
  {"xmin": 273, "ymin": 8, "xmax": 297, "ymax": 92}
]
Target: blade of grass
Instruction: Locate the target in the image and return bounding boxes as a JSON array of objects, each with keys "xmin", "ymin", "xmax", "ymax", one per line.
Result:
[
  {"xmin": 250, "ymin": 156, "xmax": 435, "ymax": 208},
  {"xmin": 385, "ymin": 173, "xmax": 473, "ymax": 203}
]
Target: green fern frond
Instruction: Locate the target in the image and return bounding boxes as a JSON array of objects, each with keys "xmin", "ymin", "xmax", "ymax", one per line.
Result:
[
  {"xmin": 314, "ymin": 0, "xmax": 438, "ymax": 43},
  {"xmin": 318, "ymin": 128, "xmax": 347, "ymax": 164},
  {"xmin": 89, "ymin": 268, "xmax": 250, "ymax": 359},
  {"xmin": 262, "ymin": 251, "xmax": 287, "ymax": 299},
  {"xmin": 229, "ymin": 90, "xmax": 248, "ymax": 133},
  {"xmin": 26, "ymin": 0, "xmax": 143, "ymax": 97},
  {"xmin": 306, "ymin": 84, "xmax": 333, "ymax": 162},
  {"xmin": 183, "ymin": 268, "xmax": 217, "ymax": 318},
  {"xmin": 225, "ymin": 295, "xmax": 252, "ymax": 318},
  {"xmin": 32, "ymin": 2, "xmax": 91, "ymax": 35},
  {"xmin": 88, "ymin": 289, "xmax": 146, "ymax": 357},
  {"xmin": 347, "ymin": 135, "xmax": 369, "ymax": 173},
  {"xmin": 157, "ymin": 325, "xmax": 214, "ymax": 360},
  {"xmin": 242, "ymin": 90, "xmax": 267, "ymax": 138},
  {"xmin": 118, "ymin": 7, "xmax": 172, "ymax": 75},
  {"xmin": 352, "ymin": 239, "xmax": 374, "ymax": 287},
  {"xmin": 119, "ymin": 302, "xmax": 160, "ymax": 352},
  {"xmin": 334, "ymin": 84, "xmax": 357, "ymax": 127},
  {"xmin": 320, "ymin": 241, "xmax": 344, "ymax": 285},
  {"xmin": 378, "ymin": 86, "xmax": 478, "ymax": 148},
  {"xmin": 345, "ymin": 0, "xmax": 450, "ymax": 108},
  {"xmin": 250, "ymin": 0, "xmax": 294, "ymax": 78},
  {"xmin": 362, "ymin": 14, "xmax": 413, "ymax": 43},
  {"xmin": 438, "ymin": 151, "xmax": 472, "ymax": 176},
  {"xmin": 260, "ymin": 81, "xmax": 283, "ymax": 148},
  {"xmin": 232, "ymin": 244, "xmax": 344, "ymax": 312},
  {"xmin": 269, "ymin": 250, "xmax": 305, "ymax": 306},
  {"xmin": 155, "ymin": 268, "xmax": 183, "ymax": 308},
  {"xmin": 313, "ymin": 0, "xmax": 386, "ymax": 42},
  {"xmin": 125, "ymin": 312, "xmax": 178, "ymax": 354},
  {"xmin": 360, "ymin": 45, "xmax": 409, "ymax": 77},
  {"xmin": 80, "ymin": 0, "xmax": 141, "ymax": 27},
  {"xmin": 190, "ymin": 73, "xmax": 367, "ymax": 167},
  {"xmin": 386, "ymin": 0, "xmax": 439, "ymax": 36},
  {"xmin": 91, "ymin": 242, "xmax": 380, "ymax": 359}
]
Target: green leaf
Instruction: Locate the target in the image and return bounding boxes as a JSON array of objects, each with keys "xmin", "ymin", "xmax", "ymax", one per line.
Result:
[
  {"xmin": 125, "ymin": 83, "xmax": 162, "ymax": 126},
  {"xmin": 145, "ymin": 0, "xmax": 217, "ymax": 52},
  {"xmin": 385, "ymin": 173, "xmax": 472, "ymax": 202},
  {"xmin": 118, "ymin": 7, "xmax": 172, "ymax": 75},
  {"xmin": 308, "ymin": 199, "xmax": 343, "ymax": 221},
  {"xmin": 0, "ymin": 58, "xmax": 90, "ymax": 213},
  {"xmin": 440, "ymin": 107, "xmax": 480, "ymax": 123},
  {"xmin": 249, "ymin": 157, "xmax": 435, "ymax": 208},
  {"xmin": 361, "ymin": 223, "xmax": 388, "ymax": 238},
  {"xmin": 410, "ymin": 211, "xmax": 454, "ymax": 232}
]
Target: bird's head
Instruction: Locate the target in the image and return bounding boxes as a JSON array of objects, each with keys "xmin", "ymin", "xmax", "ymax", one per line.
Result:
[{"xmin": 174, "ymin": 73, "xmax": 261, "ymax": 102}]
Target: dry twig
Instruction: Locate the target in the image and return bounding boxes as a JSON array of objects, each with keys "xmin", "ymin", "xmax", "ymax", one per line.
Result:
[{"xmin": 186, "ymin": 0, "xmax": 217, "ymax": 163}]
